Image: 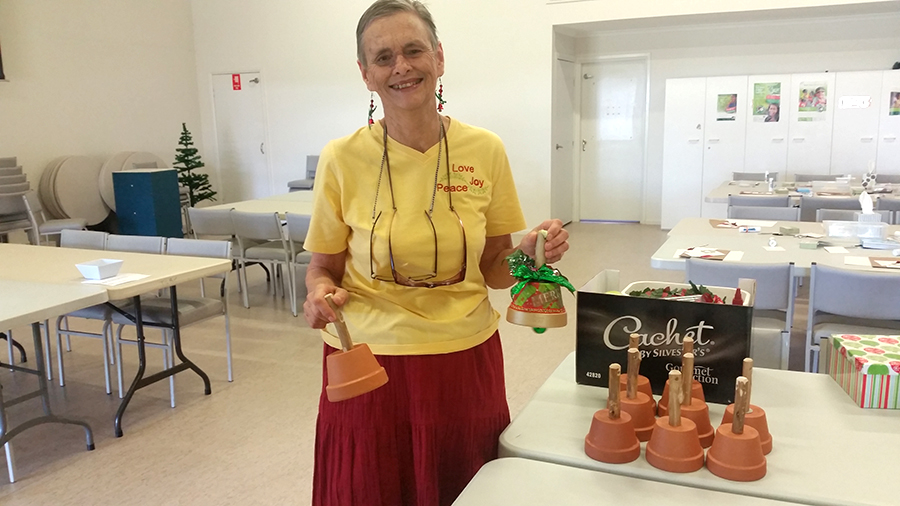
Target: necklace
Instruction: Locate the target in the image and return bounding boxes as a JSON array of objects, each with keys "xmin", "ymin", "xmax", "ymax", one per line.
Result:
[{"xmin": 371, "ymin": 118, "xmax": 451, "ymax": 220}]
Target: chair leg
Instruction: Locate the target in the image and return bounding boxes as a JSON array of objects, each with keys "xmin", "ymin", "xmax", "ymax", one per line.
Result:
[
  {"xmin": 780, "ymin": 330, "xmax": 790, "ymax": 370},
  {"xmin": 240, "ymin": 260, "xmax": 250, "ymax": 309},
  {"xmin": 115, "ymin": 324, "xmax": 126, "ymax": 399},
  {"xmin": 164, "ymin": 330, "xmax": 175, "ymax": 408},
  {"xmin": 225, "ymin": 312, "xmax": 233, "ymax": 382},
  {"xmin": 55, "ymin": 316, "xmax": 67, "ymax": 387},
  {"xmin": 5, "ymin": 331, "xmax": 12, "ymax": 372},
  {"xmin": 100, "ymin": 321, "xmax": 113, "ymax": 395},
  {"xmin": 42, "ymin": 320, "xmax": 52, "ymax": 380},
  {"xmin": 4, "ymin": 442, "xmax": 14, "ymax": 484},
  {"xmin": 289, "ymin": 263, "xmax": 298, "ymax": 317}
]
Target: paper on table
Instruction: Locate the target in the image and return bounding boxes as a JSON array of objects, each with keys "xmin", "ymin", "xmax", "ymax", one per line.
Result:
[
  {"xmin": 735, "ymin": 220, "xmax": 777, "ymax": 228},
  {"xmin": 764, "ymin": 246, "xmax": 785, "ymax": 252},
  {"xmin": 82, "ymin": 273, "xmax": 150, "ymax": 286},
  {"xmin": 681, "ymin": 247, "xmax": 724, "ymax": 258},
  {"xmin": 844, "ymin": 256, "xmax": 872, "ymax": 267},
  {"xmin": 798, "ymin": 233, "xmax": 825, "ymax": 239},
  {"xmin": 723, "ymin": 251, "xmax": 744, "ymax": 262},
  {"xmin": 824, "ymin": 246, "xmax": 849, "ymax": 254}
]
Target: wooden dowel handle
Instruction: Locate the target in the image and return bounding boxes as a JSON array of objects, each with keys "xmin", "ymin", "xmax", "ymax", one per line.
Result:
[
  {"xmin": 683, "ymin": 336, "xmax": 694, "ymax": 355},
  {"xmin": 535, "ymin": 229, "xmax": 547, "ymax": 267},
  {"xmin": 608, "ymin": 364, "xmax": 621, "ymax": 419},
  {"xmin": 733, "ymin": 377, "xmax": 750, "ymax": 434},
  {"xmin": 324, "ymin": 294, "xmax": 353, "ymax": 352},
  {"xmin": 743, "ymin": 357, "xmax": 753, "ymax": 405},
  {"xmin": 629, "ymin": 333, "xmax": 639, "ymax": 350},
  {"xmin": 626, "ymin": 349, "xmax": 640, "ymax": 399},
  {"xmin": 668, "ymin": 370, "xmax": 682, "ymax": 427},
  {"xmin": 682, "ymin": 353, "xmax": 694, "ymax": 407}
]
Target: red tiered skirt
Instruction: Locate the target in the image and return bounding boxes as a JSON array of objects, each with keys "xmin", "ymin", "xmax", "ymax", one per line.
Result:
[{"xmin": 312, "ymin": 332, "xmax": 509, "ymax": 506}]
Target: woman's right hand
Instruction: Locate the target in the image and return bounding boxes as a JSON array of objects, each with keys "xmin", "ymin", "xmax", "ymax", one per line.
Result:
[{"xmin": 304, "ymin": 285, "xmax": 350, "ymax": 329}]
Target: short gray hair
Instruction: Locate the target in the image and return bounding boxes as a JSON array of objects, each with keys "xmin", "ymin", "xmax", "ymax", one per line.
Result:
[{"xmin": 356, "ymin": 0, "xmax": 439, "ymax": 66}]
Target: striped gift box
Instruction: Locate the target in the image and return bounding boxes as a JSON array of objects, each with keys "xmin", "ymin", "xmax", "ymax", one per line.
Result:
[{"xmin": 828, "ymin": 335, "xmax": 900, "ymax": 409}]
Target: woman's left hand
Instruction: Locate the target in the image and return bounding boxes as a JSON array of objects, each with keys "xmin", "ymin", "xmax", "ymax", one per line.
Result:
[{"xmin": 518, "ymin": 219, "xmax": 569, "ymax": 265}]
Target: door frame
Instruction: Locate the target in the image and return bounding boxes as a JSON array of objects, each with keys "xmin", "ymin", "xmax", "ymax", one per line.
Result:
[
  {"xmin": 574, "ymin": 53, "xmax": 650, "ymax": 223},
  {"xmin": 209, "ymin": 70, "xmax": 275, "ymax": 199},
  {"xmin": 552, "ymin": 52, "xmax": 576, "ymax": 225}
]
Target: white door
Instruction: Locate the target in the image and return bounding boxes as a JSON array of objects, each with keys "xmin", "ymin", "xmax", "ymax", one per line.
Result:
[
  {"xmin": 786, "ymin": 72, "xmax": 836, "ymax": 177},
  {"xmin": 702, "ymin": 75, "xmax": 748, "ymax": 218},
  {"xmin": 744, "ymin": 75, "xmax": 791, "ymax": 180},
  {"xmin": 661, "ymin": 78, "xmax": 706, "ymax": 230},
  {"xmin": 579, "ymin": 58, "xmax": 647, "ymax": 222},
  {"xmin": 831, "ymin": 71, "xmax": 882, "ymax": 176},
  {"xmin": 876, "ymin": 70, "xmax": 900, "ymax": 176},
  {"xmin": 551, "ymin": 58, "xmax": 575, "ymax": 225},
  {"xmin": 212, "ymin": 72, "xmax": 271, "ymax": 203}
]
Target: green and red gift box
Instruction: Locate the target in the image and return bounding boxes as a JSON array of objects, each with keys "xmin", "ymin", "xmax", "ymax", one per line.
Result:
[{"xmin": 828, "ymin": 334, "xmax": 900, "ymax": 409}]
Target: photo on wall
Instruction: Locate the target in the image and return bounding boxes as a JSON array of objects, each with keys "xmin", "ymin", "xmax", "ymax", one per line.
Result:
[
  {"xmin": 890, "ymin": 91, "xmax": 900, "ymax": 116},
  {"xmin": 752, "ymin": 82, "xmax": 780, "ymax": 122},
  {"xmin": 797, "ymin": 81, "xmax": 827, "ymax": 121},
  {"xmin": 716, "ymin": 93, "xmax": 737, "ymax": 121}
]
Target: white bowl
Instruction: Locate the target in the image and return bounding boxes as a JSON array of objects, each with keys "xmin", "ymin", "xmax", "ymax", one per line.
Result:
[{"xmin": 76, "ymin": 259, "xmax": 123, "ymax": 280}]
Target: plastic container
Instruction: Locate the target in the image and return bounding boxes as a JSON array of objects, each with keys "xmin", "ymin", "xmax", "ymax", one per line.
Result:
[
  {"xmin": 812, "ymin": 181, "xmax": 852, "ymax": 195},
  {"xmin": 75, "ymin": 259, "xmax": 123, "ymax": 280},
  {"xmin": 823, "ymin": 220, "xmax": 887, "ymax": 240}
]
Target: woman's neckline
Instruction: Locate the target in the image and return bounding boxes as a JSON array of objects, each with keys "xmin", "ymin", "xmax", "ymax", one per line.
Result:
[{"xmin": 380, "ymin": 115, "xmax": 451, "ymax": 154}]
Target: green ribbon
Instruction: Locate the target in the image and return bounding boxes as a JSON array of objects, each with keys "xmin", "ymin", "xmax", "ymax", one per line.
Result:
[{"xmin": 509, "ymin": 264, "xmax": 576, "ymax": 299}]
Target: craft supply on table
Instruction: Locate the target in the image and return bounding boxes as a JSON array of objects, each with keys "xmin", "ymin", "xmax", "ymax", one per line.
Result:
[
  {"xmin": 720, "ymin": 358, "xmax": 772, "ymax": 454},
  {"xmin": 506, "ymin": 230, "xmax": 574, "ymax": 333},
  {"xmin": 706, "ymin": 376, "xmax": 767, "ymax": 481},
  {"xmin": 584, "ymin": 363, "xmax": 641, "ymax": 464},
  {"xmin": 620, "ymin": 348, "xmax": 657, "ymax": 442},
  {"xmin": 827, "ymin": 334, "xmax": 900, "ymax": 409},
  {"xmin": 646, "ymin": 370, "xmax": 705, "ymax": 473}
]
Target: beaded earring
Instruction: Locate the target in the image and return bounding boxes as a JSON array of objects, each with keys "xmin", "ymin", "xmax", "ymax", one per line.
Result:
[
  {"xmin": 368, "ymin": 93, "xmax": 377, "ymax": 128},
  {"xmin": 435, "ymin": 78, "xmax": 446, "ymax": 112}
]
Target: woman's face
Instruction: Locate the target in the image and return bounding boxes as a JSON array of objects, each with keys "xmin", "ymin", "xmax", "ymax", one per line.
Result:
[
  {"xmin": 358, "ymin": 12, "xmax": 444, "ymax": 115},
  {"xmin": 768, "ymin": 104, "xmax": 778, "ymax": 116}
]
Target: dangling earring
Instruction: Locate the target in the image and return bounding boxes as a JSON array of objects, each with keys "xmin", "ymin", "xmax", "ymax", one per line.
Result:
[
  {"xmin": 435, "ymin": 78, "xmax": 446, "ymax": 112},
  {"xmin": 368, "ymin": 93, "xmax": 377, "ymax": 128}
]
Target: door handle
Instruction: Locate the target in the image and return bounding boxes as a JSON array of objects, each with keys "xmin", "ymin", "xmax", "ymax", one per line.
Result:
[
  {"xmin": 260, "ymin": 142, "xmax": 265, "ymax": 154},
  {"xmin": 582, "ymin": 140, "xmax": 587, "ymax": 152}
]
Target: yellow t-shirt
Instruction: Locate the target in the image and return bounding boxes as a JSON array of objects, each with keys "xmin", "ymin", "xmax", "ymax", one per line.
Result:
[{"xmin": 304, "ymin": 118, "xmax": 526, "ymax": 355}]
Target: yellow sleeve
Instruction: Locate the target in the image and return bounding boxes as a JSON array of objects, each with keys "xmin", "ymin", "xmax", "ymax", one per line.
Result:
[
  {"xmin": 483, "ymin": 136, "xmax": 526, "ymax": 237},
  {"xmin": 304, "ymin": 141, "xmax": 350, "ymax": 254}
]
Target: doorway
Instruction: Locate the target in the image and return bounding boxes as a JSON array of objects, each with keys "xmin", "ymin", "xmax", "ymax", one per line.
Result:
[
  {"xmin": 211, "ymin": 72, "xmax": 271, "ymax": 202},
  {"xmin": 579, "ymin": 57, "xmax": 647, "ymax": 222}
]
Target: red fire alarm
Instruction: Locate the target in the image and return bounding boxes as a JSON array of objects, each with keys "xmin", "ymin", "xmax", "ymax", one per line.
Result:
[{"xmin": 232, "ymin": 74, "xmax": 241, "ymax": 91}]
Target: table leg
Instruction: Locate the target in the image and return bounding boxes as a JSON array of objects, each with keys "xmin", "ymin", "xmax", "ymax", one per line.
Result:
[{"xmin": 114, "ymin": 287, "xmax": 212, "ymax": 437}]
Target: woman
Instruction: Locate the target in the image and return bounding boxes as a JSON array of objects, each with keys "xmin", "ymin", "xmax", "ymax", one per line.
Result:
[
  {"xmin": 764, "ymin": 102, "xmax": 779, "ymax": 122},
  {"xmin": 302, "ymin": 1, "xmax": 568, "ymax": 505}
]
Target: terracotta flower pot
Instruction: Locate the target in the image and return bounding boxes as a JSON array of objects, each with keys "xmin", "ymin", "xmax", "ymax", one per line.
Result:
[
  {"xmin": 657, "ymin": 379, "xmax": 704, "ymax": 416},
  {"xmin": 620, "ymin": 391, "xmax": 657, "ymax": 442},
  {"xmin": 645, "ymin": 416, "xmax": 705, "ymax": 473},
  {"xmin": 721, "ymin": 404, "xmax": 772, "ymax": 455},
  {"xmin": 706, "ymin": 423, "xmax": 767, "ymax": 481},
  {"xmin": 584, "ymin": 409, "xmax": 641, "ymax": 464},
  {"xmin": 325, "ymin": 343, "xmax": 389, "ymax": 402}
]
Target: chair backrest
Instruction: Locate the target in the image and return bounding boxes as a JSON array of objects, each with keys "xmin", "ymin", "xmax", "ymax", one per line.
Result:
[
  {"xmin": 60, "ymin": 229, "xmax": 108, "ymax": 250},
  {"xmin": 799, "ymin": 195, "xmax": 859, "ymax": 221},
  {"xmin": 727, "ymin": 205, "xmax": 800, "ymax": 221},
  {"xmin": 873, "ymin": 174, "xmax": 900, "ymax": 184},
  {"xmin": 875, "ymin": 197, "xmax": 900, "ymax": 212},
  {"xmin": 809, "ymin": 263, "xmax": 900, "ymax": 320},
  {"xmin": 231, "ymin": 210, "xmax": 283, "ymax": 242},
  {"xmin": 685, "ymin": 259, "xmax": 795, "ymax": 312},
  {"xmin": 793, "ymin": 174, "xmax": 837, "ymax": 182},
  {"xmin": 166, "ymin": 238, "xmax": 231, "ymax": 280},
  {"xmin": 285, "ymin": 213, "xmax": 311, "ymax": 243},
  {"xmin": 306, "ymin": 155, "xmax": 319, "ymax": 180},
  {"xmin": 0, "ymin": 174, "xmax": 26, "ymax": 185},
  {"xmin": 188, "ymin": 207, "xmax": 236, "ymax": 238},
  {"xmin": 727, "ymin": 195, "xmax": 791, "ymax": 207},
  {"xmin": 106, "ymin": 234, "xmax": 166, "ymax": 254},
  {"xmin": 0, "ymin": 182, "xmax": 30, "ymax": 194},
  {"xmin": 732, "ymin": 172, "xmax": 775, "ymax": 182},
  {"xmin": 0, "ymin": 192, "xmax": 27, "ymax": 215},
  {"xmin": 815, "ymin": 209, "xmax": 891, "ymax": 222},
  {"xmin": 0, "ymin": 167, "xmax": 23, "ymax": 177}
]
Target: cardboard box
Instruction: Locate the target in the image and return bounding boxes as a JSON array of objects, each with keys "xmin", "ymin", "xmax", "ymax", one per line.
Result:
[
  {"xmin": 827, "ymin": 334, "xmax": 900, "ymax": 409},
  {"xmin": 576, "ymin": 270, "xmax": 753, "ymax": 405}
]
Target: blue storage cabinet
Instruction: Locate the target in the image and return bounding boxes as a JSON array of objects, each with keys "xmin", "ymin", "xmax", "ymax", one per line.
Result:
[{"xmin": 113, "ymin": 169, "xmax": 183, "ymax": 237}]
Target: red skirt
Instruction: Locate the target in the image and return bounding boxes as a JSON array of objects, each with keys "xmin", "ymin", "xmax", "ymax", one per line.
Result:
[{"xmin": 312, "ymin": 332, "xmax": 509, "ymax": 506}]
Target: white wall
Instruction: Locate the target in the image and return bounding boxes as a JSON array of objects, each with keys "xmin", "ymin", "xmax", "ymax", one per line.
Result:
[
  {"xmin": 574, "ymin": 10, "xmax": 900, "ymax": 224},
  {"xmin": 0, "ymin": 0, "xmax": 202, "ymax": 194},
  {"xmin": 187, "ymin": 0, "xmax": 899, "ymax": 228}
]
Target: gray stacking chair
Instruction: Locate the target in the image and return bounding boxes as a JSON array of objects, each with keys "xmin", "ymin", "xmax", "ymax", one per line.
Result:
[
  {"xmin": 22, "ymin": 190, "xmax": 87, "ymax": 245},
  {"xmin": 112, "ymin": 238, "xmax": 233, "ymax": 406},
  {"xmin": 188, "ymin": 207, "xmax": 268, "ymax": 295},
  {"xmin": 815, "ymin": 209, "xmax": 891, "ymax": 223},
  {"xmin": 0, "ymin": 167, "xmax": 23, "ymax": 177},
  {"xmin": 727, "ymin": 205, "xmax": 800, "ymax": 221},
  {"xmin": 287, "ymin": 155, "xmax": 319, "ymax": 192},
  {"xmin": 805, "ymin": 263, "xmax": 900, "ymax": 373},
  {"xmin": 875, "ymin": 197, "xmax": 900, "ymax": 224},
  {"xmin": 793, "ymin": 174, "xmax": 838, "ymax": 182},
  {"xmin": 799, "ymin": 196, "xmax": 859, "ymax": 222},
  {"xmin": 0, "ymin": 192, "xmax": 32, "ymax": 242},
  {"xmin": 285, "ymin": 212, "xmax": 313, "ymax": 317},
  {"xmin": 0, "ymin": 182, "xmax": 30, "ymax": 195},
  {"xmin": 231, "ymin": 210, "xmax": 293, "ymax": 309},
  {"xmin": 873, "ymin": 174, "xmax": 900, "ymax": 184},
  {"xmin": 732, "ymin": 172, "xmax": 776, "ymax": 182},
  {"xmin": 0, "ymin": 174, "xmax": 26, "ymax": 185},
  {"xmin": 727, "ymin": 195, "xmax": 791, "ymax": 207},
  {"xmin": 685, "ymin": 259, "xmax": 796, "ymax": 369}
]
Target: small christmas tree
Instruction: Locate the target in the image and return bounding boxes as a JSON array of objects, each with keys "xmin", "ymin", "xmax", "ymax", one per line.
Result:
[{"xmin": 173, "ymin": 123, "xmax": 217, "ymax": 206}]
